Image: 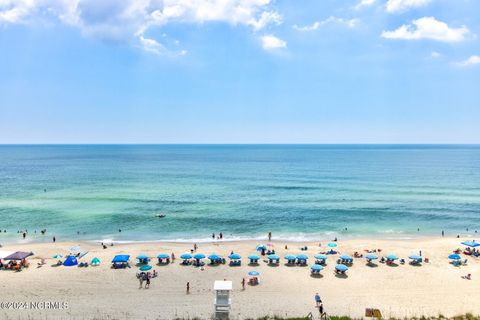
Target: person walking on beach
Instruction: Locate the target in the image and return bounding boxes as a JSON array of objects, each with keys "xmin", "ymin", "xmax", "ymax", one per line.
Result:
[
  {"xmin": 318, "ymin": 303, "xmax": 326, "ymax": 320},
  {"xmin": 138, "ymin": 272, "xmax": 144, "ymax": 289},
  {"xmin": 442, "ymin": 230, "xmax": 444, "ymax": 237},
  {"xmin": 193, "ymin": 243, "xmax": 198, "ymax": 251},
  {"xmin": 145, "ymin": 275, "xmax": 151, "ymax": 289},
  {"xmin": 315, "ymin": 293, "xmax": 322, "ymax": 306},
  {"xmin": 268, "ymin": 232, "xmax": 272, "ymax": 241},
  {"xmin": 186, "ymin": 282, "xmax": 190, "ymax": 294},
  {"xmin": 242, "ymin": 278, "xmax": 245, "ymax": 290}
]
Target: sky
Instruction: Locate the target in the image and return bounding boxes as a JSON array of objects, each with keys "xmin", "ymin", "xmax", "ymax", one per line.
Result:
[{"xmin": 0, "ymin": 0, "xmax": 479, "ymax": 144}]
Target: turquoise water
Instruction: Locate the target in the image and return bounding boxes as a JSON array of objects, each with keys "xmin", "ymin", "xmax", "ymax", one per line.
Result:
[{"xmin": 0, "ymin": 145, "xmax": 479, "ymax": 243}]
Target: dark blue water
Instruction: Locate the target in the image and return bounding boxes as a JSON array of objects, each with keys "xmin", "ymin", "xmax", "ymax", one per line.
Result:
[{"xmin": 0, "ymin": 145, "xmax": 479, "ymax": 243}]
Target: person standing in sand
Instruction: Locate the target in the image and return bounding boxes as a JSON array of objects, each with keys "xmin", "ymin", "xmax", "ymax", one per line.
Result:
[
  {"xmin": 268, "ymin": 232, "xmax": 272, "ymax": 241},
  {"xmin": 315, "ymin": 293, "xmax": 322, "ymax": 306},
  {"xmin": 186, "ymin": 282, "xmax": 190, "ymax": 294},
  {"xmin": 53, "ymin": 236, "xmax": 56, "ymax": 243},
  {"xmin": 242, "ymin": 278, "xmax": 245, "ymax": 290}
]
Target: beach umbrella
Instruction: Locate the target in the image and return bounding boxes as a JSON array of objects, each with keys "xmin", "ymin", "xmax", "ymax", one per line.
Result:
[
  {"xmin": 448, "ymin": 254, "xmax": 461, "ymax": 260},
  {"xmin": 284, "ymin": 254, "xmax": 297, "ymax": 260},
  {"xmin": 256, "ymin": 244, "xmax": 267, "ymax": 251},
  {"xmin": 340, "ymin": 254, "xmax": 353, "ymax": 261},
  {"xmin": 311, "ymin": 264, "xmax": 324, "ymax": 271},
  {"xmin": 365, "ymin": 253, "xmax": 378, "ymax": 260},
  {"xmin": 328, "ymin": 243, "xmax": 337, "ymax": 248},
  {"xmin": 409, "ymin": 255, "xmax": 422, "ymax": 260},
  {"xmin": 314, "ymin": 254, "xmax": 327, "ymax": 260},
  {"xmin": 228, "ymin": 253, "xmax": 241, "ymax": 260},
  {"xmin": 193, "ymin": 253, "xmax": 206, "ymax": 260},
  {"xmin": 461, "ymin": 241, "xmax": 480, "ymax": 248},
  {"xmin": 180, "ymin": 253, "xmax": 192, "ymax": 260},
  {"xmin": 386, "ymin": 254, "xmax": 398, "ymax": 261},
  {"xmin": 335, "ymin": 264, "xmax": 348, "ymax": 272},
  {"xmin": 157, "ymin": 253, "xmax": 170, "ymax": 259},
  {"xmin": 248, "ymin": 271, "xmax": 260, "ymax": 276},
  {"xmin": 91, "ymin": 257, "xmax": 100, "ymax": 266},
  {"xmin": 139, "ymin": 265, "xmax": 152, "ymax": 271},
  {"xmin": 208, "ymin": 254, "xmax": 221, "ymax": 261},
  {"xmin": 297, "ymin": 254, "xmax": 308, "ymax": 260},
  {"xmin": 52, "ymin": 254, "xmax": 63, "ymax": 259},
  {"xmin": 268, "ymin": 254, "xmax": 280, "ymax": 260},
  {"xmin": 136, "ymin": 254, "xmax": 149, "ymax": 260},
  {"xmin": 248, "ymin": 254, "xmax": 260, "ymax": 260}
]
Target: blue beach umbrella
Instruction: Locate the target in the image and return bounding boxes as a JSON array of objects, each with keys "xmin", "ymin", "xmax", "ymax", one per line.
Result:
[
  {"xmin": 208, "ymin": 254, "xmax": 221, "ymax": 261},
  {"xmin": 248, "ymin": 254, "xmax": 260, "ymax": 260},
  {"xmin": 157, "ymin": 253, "xmax": 170, "ymax": 259},
  {"xmin": 461, "ymin": 241, "xmax": 480, "ymax": 248},
  {"xmin": 268, "ymin": 254, "xmax": 280, "ymax": 260},
  {"xmin": 193, "ymin": 253, "xmax": 206, "ymax": 260},
  {"xmin": 248, "ymin": 271, "xmax": 260, "ymax": 276},
  {"xmin": 228, "ymin": 253, "xmax": 241, "ymax": 260},
  {"xmin": 448, "ymin": 254, "xmax": 461, "ymax": 260},
  {"xmin": 284, "ymin": 254, "xmax": 297, "ymax": 260},
  {"xmin": 340, "ymin": 255, "xmax": 353, "ymax": 261},
  {"xmin": 335, "ymin": 264, "xmax": 348, "ymax": 272},
  {"xmin": 315, "ymin": 254, "xmax": 327, "ymax": 260},
  {"xmin": 136, "ymin": 254, "xmax": 149, "ymax": 260},
  {"xmin": 365, "ymin": 253, "xmax": 378, "ymax": 260},
  {"xmin": 256, "ymin": 244, "xmax": 267, "ymax": 251},
  {"xmin": 311, "ymin": 264, "xmax": 324, "ymax": 271},
  {"xmin": 328, "ymin": 243, "xmax": 337, "ymax": 248},
  {"xmin": 180, "ymin": 253, "xmax": 192, "ymax": 260},
  {"xmin": 386, "ymin": 254, "xmax": 398, "ymax": 261},
  {"xmin": 297, "ymin": 254, "xmax": 308, "ymax": 260},
  {"xmin": 409, "ymin": 255, "xmax": 422, "ymax": 260},
  {"xmin": 139, "ymin": 265, "xmax": 152, "ymax": 271}
]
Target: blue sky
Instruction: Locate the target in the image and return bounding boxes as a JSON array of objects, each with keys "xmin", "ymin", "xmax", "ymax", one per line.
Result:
[{"xmin": 1, "ymin": 0, "xmax": 479, "ymax": 143}]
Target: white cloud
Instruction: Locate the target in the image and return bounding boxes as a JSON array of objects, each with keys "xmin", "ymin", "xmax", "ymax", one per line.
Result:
[
  {"xmin": 386, "ymin": 0, "xmax": 432, "ymax": 13},
  {"xmin": 430, "ymin": 51, "xmax": 441, "ymax": 58},
  {"xmin": 139, "ymin": 35, "xmax": 164, "ymax": 55},
  {"xmin": 293, "ymin": 16, "xmax": 360, "ymax": 32},
  {"xmin": 0, "ymin": 0, "xmax": 282, "ymax": 55},
  {"xmin": 457, "ymin": 55, "xmax": 480, "ymax": 67},
  {"xmin": 381, "ymin": 17, "xmax": 470, "ymax": 42},
  {"xmin": 261, "ymin": 35, "xmax": 286, "ymax": 49},
  {"xmin": 355, "ymin": 0, "xmax": 376, "ymax": 10}
]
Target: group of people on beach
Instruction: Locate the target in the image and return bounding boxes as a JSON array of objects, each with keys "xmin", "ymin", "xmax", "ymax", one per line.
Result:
[{"xmin": 137, "ymin": 270, "xmax": 158, "ymax": 289}]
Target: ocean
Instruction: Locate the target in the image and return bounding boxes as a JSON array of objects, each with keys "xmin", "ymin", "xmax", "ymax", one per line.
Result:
[{"xmin": 0, "ymin": 144, "xmax": 479, "ymax": 243}]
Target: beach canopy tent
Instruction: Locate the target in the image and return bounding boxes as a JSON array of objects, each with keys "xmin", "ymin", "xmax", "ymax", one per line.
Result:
[
  {"xmin": 136, "ymin": 255, "xmax": 150, "ymax": 264},
  {"xmin": 461, "ymin": 241, "xmax": 480, "ymax": 248},
  {"xmin": 140, "ymin": 264, "xmax": 152, "ymax": 271},
  {"xmin": 63, "ymin": 255, "xmax": 78, "ymax": 267},
  {"xmin": 335, "ymin": 264, "xmax": 349, "ymax": 272},
  {"xmin": 366, "ymin": 253, "xmax": 378, "ymax": 260},
  {"xmin": 228, "ymin": 253, "xmax": 241, "ymax": 260},
  {"xmin": 70, "ymin": 245, "xmax": 81, "ymax": 253},
  {"xmin": 311, "ymin": 264, "xmax": 324, "ymax": 272},
  {"xmin": 340, "ymin": 255, "xmax": 353, "ymax": 261},
  {"xmin": 386, "ymin": 254, "xmax": 398, "ymax": 261},
  {"xmin": 112, "ymin": 255, "xmax": 130, "ymax": 263},
  {"xmin": 157, "ymin": 253, "xmax": 170, "ymax": 260},
  {"xmin": 448, "ymin": 254, "xmax": 461, "ymax": 260},
  {"xmin": 328, "ymin": 243, "xmax": 337, "ymax": 248},
  {"xmin": 180, "ymin": 253, "xmax": 192, "ymax": 260},
  {"xmin": 91, "ymin": 257, "xmax": 100, "ymax": 266},
  {"xmin": 256, "ymin": 244, "xmax": 267, "ymax": 252},
  {"xmin": 0, "ymin": 251, "xmax": 15, "ymax": 260},
  {"xmin": 4, "ymin": 251, "xmax": 33, "ymax": 260}
]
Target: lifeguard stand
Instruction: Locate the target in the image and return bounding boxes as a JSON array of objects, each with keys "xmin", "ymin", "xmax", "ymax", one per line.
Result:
[{"xmin": 214, "ymin": 280, "xmax": 232, "ymax": 319}]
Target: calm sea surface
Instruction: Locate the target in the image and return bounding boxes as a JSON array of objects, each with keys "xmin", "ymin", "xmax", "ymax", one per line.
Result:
[{"xmin": 0, "ymin": 145, "xmax": 479, "ymax": 243}]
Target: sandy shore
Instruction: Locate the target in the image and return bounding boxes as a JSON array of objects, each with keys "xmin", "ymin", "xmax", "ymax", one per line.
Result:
[{"xmin": 0, "ymin": 237, "xmax": 479, "ymax": 320}]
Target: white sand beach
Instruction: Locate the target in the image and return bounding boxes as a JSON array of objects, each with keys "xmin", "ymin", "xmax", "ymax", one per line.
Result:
[{"xmin": 0, "ymin": 237, "xmax": 479, "ymax": 320}]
